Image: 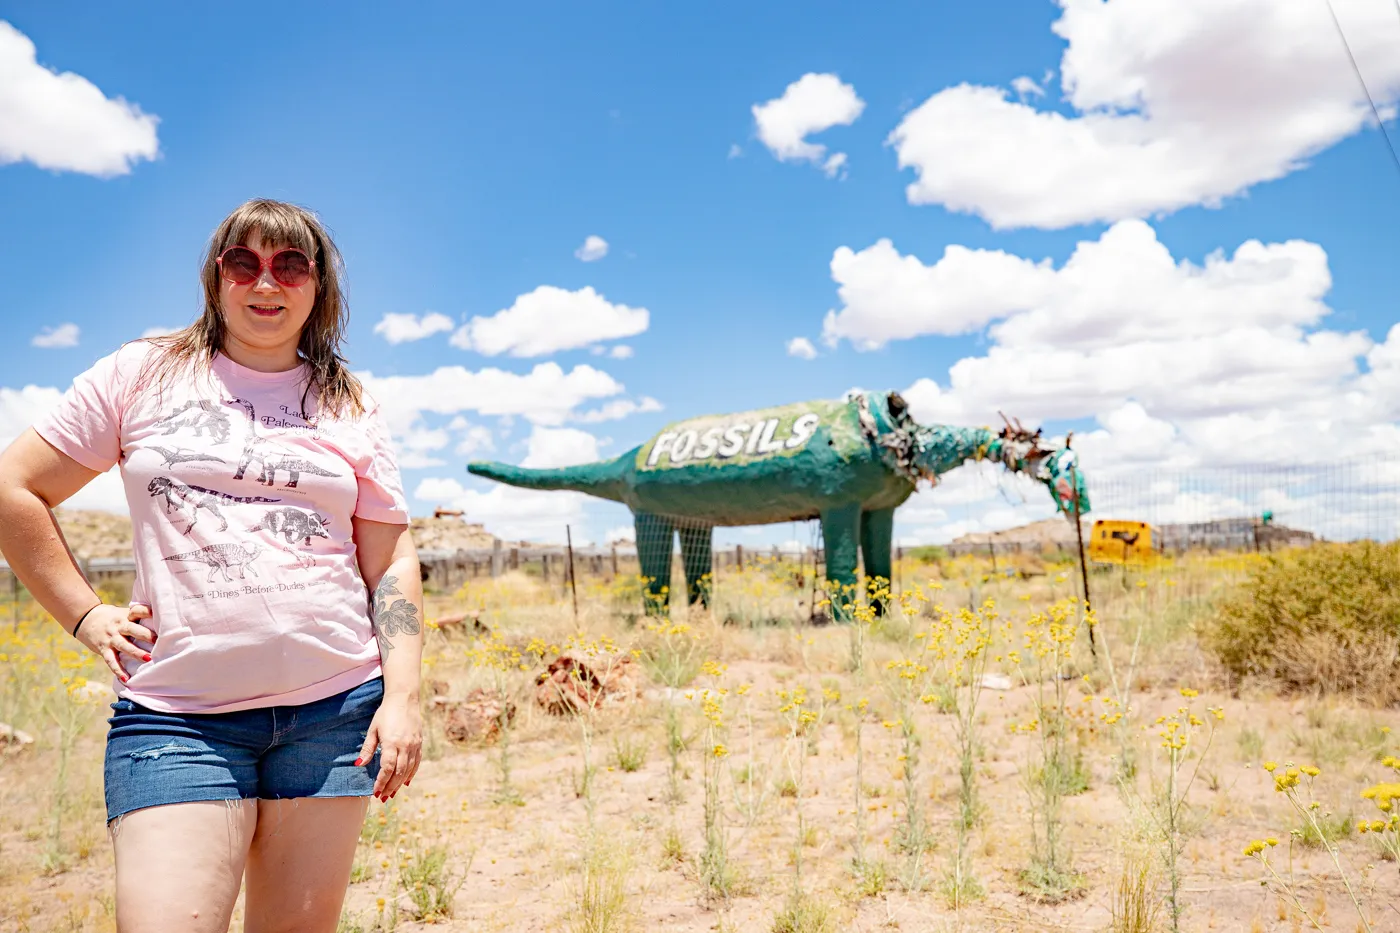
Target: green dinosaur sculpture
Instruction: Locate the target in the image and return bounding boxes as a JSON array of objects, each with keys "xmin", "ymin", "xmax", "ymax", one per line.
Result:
[{"xmin": 468, "ymin": 391, "xmax": 1088, "ymax": 615}]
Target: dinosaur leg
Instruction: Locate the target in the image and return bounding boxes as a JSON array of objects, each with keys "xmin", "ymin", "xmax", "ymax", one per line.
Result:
[
  {"xmin": 634, "ymin": 512, "xmax": 675, "ymax": 615},
  {"xmin": 678, "ymin": 523, "xmax": 713, "ymax": 607},
  {"xmin": 820, "ymin": 503, "xmax": 862, "ymax": 622},
  {"xmin": 860, "ymin": 507, "xmax": 895, "ymax": 617}
]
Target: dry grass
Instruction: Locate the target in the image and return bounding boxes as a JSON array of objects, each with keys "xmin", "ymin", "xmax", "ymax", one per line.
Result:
[
  {"xmin": 1, "ymin": 549, "xmax": 1398, "ymax": 932},
  {"xmin": 1209, "ymin": 541, "xmax": 1400, "ymax": 704}
]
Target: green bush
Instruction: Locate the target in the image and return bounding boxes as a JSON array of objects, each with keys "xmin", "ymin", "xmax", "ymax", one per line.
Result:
[{"xmin": 1207, "ymin": 542, "xmax": 1400, "ymax": 703}]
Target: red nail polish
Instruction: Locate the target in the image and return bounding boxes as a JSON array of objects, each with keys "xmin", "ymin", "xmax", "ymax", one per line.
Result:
[
  {"xmin": 354, "ymin": 758, "xmax": 364, "ymax": 767},
  {"xmin": 119, "ymin": 674, "xmax": 129, "ymax": 683},
  {"xmin": 142, "ymin": 654, "xmax": 152, "ymax": 662},
  {"xmin": 405, "ymin": 779, "xmax": 411, "ymax": 786}
]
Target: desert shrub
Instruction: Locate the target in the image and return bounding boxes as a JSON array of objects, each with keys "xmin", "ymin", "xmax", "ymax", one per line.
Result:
[{"xmin": 1207, "ymin": 542, "xmax": 1400, "ymax": 703}]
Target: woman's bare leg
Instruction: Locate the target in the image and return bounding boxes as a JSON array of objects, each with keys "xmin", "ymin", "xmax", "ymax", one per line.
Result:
[
  {"xmin": 243, "ymin": 796, "xmax": 369, "ymax": 933},
  {"xmin": 111, "ymin": 799, "xmax": 257, "ymax": 933}
]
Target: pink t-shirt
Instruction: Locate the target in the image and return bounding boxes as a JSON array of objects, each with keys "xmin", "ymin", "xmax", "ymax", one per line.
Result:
[{"xmin": 35, "ymin": 341, "xmax": 410, "ymax": 713}]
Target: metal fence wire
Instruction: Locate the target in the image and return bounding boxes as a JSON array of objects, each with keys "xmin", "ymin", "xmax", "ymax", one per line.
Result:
[{"xmin": 4, "ymin": 458, "xmax": 1397, "ymax": 623}]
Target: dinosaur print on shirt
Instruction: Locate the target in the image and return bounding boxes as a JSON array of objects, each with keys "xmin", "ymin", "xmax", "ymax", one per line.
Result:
[
  {"xmin": 147, "ymin": 446, "xmax": 228, "ymax": 468},
  {"xmin": 147, "ymin": 477, "xmax": 281, "ymax": 535},
  {"xmin": 226, "ymin": 397, "xmax": 344, "ymax": 487},
  {"xmin": 164, "ymin": 543, "xmax": 262, "ymax": 583},
  {"xmin": 249, "ymin": 507, "xmax": 331, "ymax": 545},
  {"xmin": 151, "ymin": 400, "xmax": 232, "ymax": 445}
]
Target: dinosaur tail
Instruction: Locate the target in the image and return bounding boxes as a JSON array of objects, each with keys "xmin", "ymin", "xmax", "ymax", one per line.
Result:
[{"xmin": 467, "ymin": 454, "xmax": 630, "ymax": 503}]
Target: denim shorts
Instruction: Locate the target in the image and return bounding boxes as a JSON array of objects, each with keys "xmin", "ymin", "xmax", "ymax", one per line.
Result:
[{"xmin": 104, "ymin": 677, "xmax": 383, "ymax": 822}]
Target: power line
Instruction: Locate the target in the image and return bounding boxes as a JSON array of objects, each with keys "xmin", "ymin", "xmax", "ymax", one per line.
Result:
[{"xmin": 1326, "ymin": 0, "xmax": 1400, "ymax": 178}]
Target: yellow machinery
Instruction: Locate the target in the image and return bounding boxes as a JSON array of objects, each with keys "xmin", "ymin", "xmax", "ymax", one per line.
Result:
[{"xmin": 1088, "ymin": 520, "xmax": 1153, "ymax": 564}]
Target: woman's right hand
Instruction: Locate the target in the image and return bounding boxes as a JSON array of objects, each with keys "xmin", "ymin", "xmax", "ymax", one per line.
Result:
[{"xmin": 75, "ymin": 603, "xmax": 156, "ymax": 684}]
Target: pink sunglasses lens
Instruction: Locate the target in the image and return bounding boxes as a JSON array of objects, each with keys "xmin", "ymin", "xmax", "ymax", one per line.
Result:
[
  {"xmin": 270, "ymin": 250, "xmax": 312, "ymax": 287},
  {"xmin": 220, "ymin": 247, "xmax": 262, "ymax": 284}
]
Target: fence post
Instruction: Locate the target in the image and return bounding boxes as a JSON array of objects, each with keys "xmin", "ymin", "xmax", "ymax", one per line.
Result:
[
  {"xmin": 736, "ymin": 544, "xmax": 744, "ymax": 570},
  {"xmin": 1069, "ymin": 464, "xmax": 1096, "ymax": 659},
  {"xmin": 565, "ymin": 526, "xmax": 579, "ymax": 621},
  {"xmin": 542, "ymin": 553, "xmax": 551, "ymax": 583},
  {"xmin": 491, "ymin": 540, "xmax": 502, "ymax": 578}
]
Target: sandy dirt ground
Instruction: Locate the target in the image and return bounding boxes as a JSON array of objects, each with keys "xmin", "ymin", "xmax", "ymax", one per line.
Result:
[{"xmin": 2, "ymin": 560, "xmax": 1399, "ymax": 933}]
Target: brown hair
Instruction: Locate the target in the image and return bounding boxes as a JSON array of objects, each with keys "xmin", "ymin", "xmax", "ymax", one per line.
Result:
[{"xmin": 137, "ymin": 199, "xmax": 365, "ymax": 420}]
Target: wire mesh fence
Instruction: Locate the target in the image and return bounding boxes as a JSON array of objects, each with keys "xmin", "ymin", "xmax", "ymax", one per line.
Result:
[{"xmin": 4, "ymin": 457, "xmax": 1396, "ymax": 627}]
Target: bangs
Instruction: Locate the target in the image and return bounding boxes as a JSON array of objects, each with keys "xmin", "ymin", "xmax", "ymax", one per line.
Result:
[{"xmin": 217, "ymin": 200, "xmax": 319, "ymax": 258}]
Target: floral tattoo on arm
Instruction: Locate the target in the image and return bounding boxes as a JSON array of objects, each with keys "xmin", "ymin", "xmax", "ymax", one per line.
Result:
[{"xmin": 371, "ymin": 574, "xmax": 421, "ymax": 655}]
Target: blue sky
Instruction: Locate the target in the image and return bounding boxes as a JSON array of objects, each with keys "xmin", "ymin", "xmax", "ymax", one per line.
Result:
[{"xmin": 4, "ymin": 1, "xmax": 1400, "ymax": 545}]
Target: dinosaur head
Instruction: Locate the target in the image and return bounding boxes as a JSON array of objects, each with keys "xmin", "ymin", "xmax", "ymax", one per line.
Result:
[
  {"xmin": 1040, "ymin": 444, "xmax": 1090, "ymax": 517},
  {"xmin": 990, "ymin": 416, "xmax": 1090, "ymax": 517}
]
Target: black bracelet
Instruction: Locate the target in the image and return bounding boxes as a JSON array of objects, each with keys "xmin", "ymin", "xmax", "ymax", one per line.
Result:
[{"xmin": 71, "ymin": 602, "xmax": 102, "ymax": 639}]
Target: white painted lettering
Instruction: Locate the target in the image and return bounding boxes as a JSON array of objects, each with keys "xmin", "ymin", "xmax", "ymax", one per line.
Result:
[
  {"xmin": 670, "ymin": 430, "xmax": 698, "ymax": 462},
  {"xmin": 694, "ymin": 427, "xmax": 722, "ymax": 460},
  {"xmin": 717, "ymin": 423, "xmax": 750, "ymax": 458},
  {"xmin": 647, "ymin": 409, "xmax": 823, "ymax": 467},
  {"xmin": 756, "ymin": 418, "xmax": 784, "ymax": 454},
  {"xmin": 786, "ymin": 413, "xmax": 820, "ymax": 449},
  {"xmin": 744, "ymin": 422, "xmax": 763, "ymax": 455},
  {"xmin": 647, "ymin": 432, "xmax": 678, "ymax": 467}
]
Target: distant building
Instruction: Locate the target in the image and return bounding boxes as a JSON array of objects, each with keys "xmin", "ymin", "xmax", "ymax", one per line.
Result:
[{"xmin": 1153, "ymin": 518, "xmax": 1314, "ymax": 553}]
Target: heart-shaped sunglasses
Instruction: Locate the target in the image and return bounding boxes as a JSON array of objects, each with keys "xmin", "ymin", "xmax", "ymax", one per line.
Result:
[{"xmin": 216, "ymin": 246, "xmax": 316, "ymax": 288}]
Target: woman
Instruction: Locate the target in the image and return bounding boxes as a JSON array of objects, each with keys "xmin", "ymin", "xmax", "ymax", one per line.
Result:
[{"xmin": 0, "ymin": 199, "xmax": 423, "ymax": 932}]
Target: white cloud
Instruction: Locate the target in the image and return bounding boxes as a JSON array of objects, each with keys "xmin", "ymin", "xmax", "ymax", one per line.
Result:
[
  {"xmin": 392, "ymin": 426, "xmax": 450, "ymax": 470},
  {"xmin": 605, "ymin": 525, "xmax": 635, "ymax": 544},
  {"xmin": 786, "ymin": 337, "xmax": 818, "ymax": 360},
  {"xmin": 359, "ymin": 361, "xmax": 626, "ymax": 434},
  {"xmin": 139, "ymin": 325, "xmax": 179, "ymax": 339},
  {"xmin": 893, "ymin": 461, "xmax": 1061, "ymax": 545},
  {"xmin": 822, "ymin": 238, "xmax": 1057, "ymax": 349},
  {"xmin": 575, "ymin": 396, "xmax": 662, "ymax": 424},
  {"xmin": 455, "ymin": 428, "xmax": 495, "ymax": 457},
  {"xmin": 414, "ymin": 477, "xmax": 468, "ymax": 502},
  {"xmin": 609, "ymin": 345, "xmax": 633, "ymax": 360},
  {"xmin": 574, "ymin": 235, "xmax": 609, "ymax": 262},
  {"xmin": 752, "ymin": 73, "xmax": 865, "ymax": 177},
  {"xmin": 824, "ymin": 220, "xmax": 1333, "ymax": 354},
  {"xmin": 1010, "ymin": 76, "xmax": 1044, "ymax": 99},
  {"xmin": 31, "ymin": 323, "xmax": 79, "ymax": 348},
  {"xmin": 520, "ymin": 425, "xmax": 602, "ymax": 468},
  {"xmin": 396, "ymin": 451, "xmax": 444, "ymax": 470},
  {"xmin": 373, "ymin": 312, "xmax": 454, "ymax": 345},
  {"xmin": 0, "ymin": 21, "xmax": 160, "ymax": 177},
  {"xmin": 727, "ymin": 143, "xmax": 744, "ymax": 159},
  {"xmin": 1, "ymin": 384, "xmax": 127, "ymax": 513},
  {"xmin": 0, "ymin": 384, "xmax": 62, "ymax": 446},
  {"xmin": 825, "ymin": 221, "xmax": 1399, "ymax": 509},
  {"xmin": 412, "ymin": 427, "xmax": 607, "ymax": 542},
  {"xmin": 415, "ymin": 482, "xmax": 590, "ymax": 544},
  {"xmin": 449, "ymin": 286, "xmax": 648, "ymax": 357},
  {"xmin": 887, "ymin": 0, "xmax": 1400, "ymax": 229}
]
